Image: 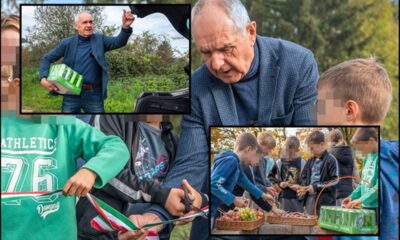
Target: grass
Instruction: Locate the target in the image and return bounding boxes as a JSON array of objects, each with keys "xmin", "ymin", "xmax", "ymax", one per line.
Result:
[
  {"xmin": 21, "ymin": 67, "xmax": 188, "ymax": 113},
  {"xmin": 170, "ymin": 223, "xmax": 192, "ymax": 240}
]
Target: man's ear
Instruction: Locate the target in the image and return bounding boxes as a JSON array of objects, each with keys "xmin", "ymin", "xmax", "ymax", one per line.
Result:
[
  {"xmin": 344, "ymin": 100, "xmax": 359, "ymax": 122},
  {"xmin": 247, "ymin": 21, "xmax": 257, "ymax": 45}
]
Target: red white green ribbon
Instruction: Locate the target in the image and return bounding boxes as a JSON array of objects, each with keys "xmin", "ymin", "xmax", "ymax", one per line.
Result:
[
  {"xmin": 1, "ymin": 190, "xmax": 63, "ymax": 202},
  {"xmin": 87, "ymin": 193, "xmax": 139, "ymax": 232},
  {"xmin": 87, "ymin": 192, "xmax": 209, "ymax": 232}
]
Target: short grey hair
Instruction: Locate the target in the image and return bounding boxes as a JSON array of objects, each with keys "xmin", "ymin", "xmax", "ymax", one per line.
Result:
[
  {"xmin": 192, "ymin": 0, "xmax": 250, "ymax": 34},
  {"xmin": 74, "ymin": 11, "xmax": 92, "ymax": 24}
]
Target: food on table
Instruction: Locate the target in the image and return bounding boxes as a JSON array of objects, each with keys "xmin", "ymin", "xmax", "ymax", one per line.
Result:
[
  {"xmin": 218, "ymin": 207, "xmax": 263, "ymax": 221},
  {"xmin": 280, "ymin": 211, "xmax": 316, "ymax": 219}
]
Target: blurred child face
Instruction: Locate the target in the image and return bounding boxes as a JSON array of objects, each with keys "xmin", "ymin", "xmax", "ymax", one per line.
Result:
[
  {"xmin": 317, "ymin": 86, "xmax": 348, "ymax": 124},
  {"xmin": 352, "ymin": 139, "xmax": 377, "ymax": 155},
  {"xmin": 1, "ymin": 28, "xmax": 20, "ymax": 112},
  {"xmin": 307, "ymin": 142, "xmax": 325, "ymax": 158},
  {"xmin": 259, "ymin": 143, "xmax": 274, "ymax": 156},
  {"xmin": 243, "ymin": 147, "xmax": 260, "ymax": 167}
]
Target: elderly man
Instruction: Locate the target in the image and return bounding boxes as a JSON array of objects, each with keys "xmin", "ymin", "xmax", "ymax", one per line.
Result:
[
  {"xmin": 118, "ymin": 0, "xmax": 318, "ymax": 239},
  {"xmin": 39, "ymin": 10, "xmax": 134, "ymax": 113}
]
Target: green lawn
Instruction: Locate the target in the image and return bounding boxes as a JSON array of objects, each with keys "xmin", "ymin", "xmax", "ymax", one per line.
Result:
[
  {"xmin": 170, "ymin": 223, "xmax": 192, "ymax": 239},
  {"xmin": 21, "ymin": 67, "xmax": 188, "ymax": 113}
]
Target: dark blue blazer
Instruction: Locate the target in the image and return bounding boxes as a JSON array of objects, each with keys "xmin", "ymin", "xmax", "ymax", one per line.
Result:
[
  {"xmin": 190, "ymin": 35, "xmax": 319, "ymax": 126},
  {"xmin": 39, "ymin": 27, "xmax": 132, "ymax": 99}
]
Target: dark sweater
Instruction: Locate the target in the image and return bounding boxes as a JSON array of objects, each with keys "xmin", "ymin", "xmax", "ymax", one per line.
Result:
[
  {"xmin": 328, "ymin": 145, "xmax": 354, "ymax": 199},
  {"xmin": 231, "ymin": 44, "xmax": 259, "ymax": 125},
  {"xmin": 73, "ymin": 35, "xmax": 102, "ymax": 84}
]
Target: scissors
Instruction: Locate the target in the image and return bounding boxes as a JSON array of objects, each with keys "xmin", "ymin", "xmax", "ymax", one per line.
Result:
[{"xmin": 180, "ymin": 184, "xmax": 208, "ymax": 219}]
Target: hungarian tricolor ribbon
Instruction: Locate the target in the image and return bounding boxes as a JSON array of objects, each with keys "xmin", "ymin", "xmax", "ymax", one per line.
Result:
[
  {"xmin": 1, "ymin": 190, "xmax": 63, "ymax": 202},
  {"xmin": 86, "ymin": 193, "xmax": 209, "ymax": 233}
]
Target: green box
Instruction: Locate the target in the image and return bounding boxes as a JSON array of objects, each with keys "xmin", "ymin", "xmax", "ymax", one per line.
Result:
[
  {"xmin": 318, "ymin": 206, "xmax": 377, "ymax": 234},
  {"xmin": 47, "ymin": 64, "xmax": 83, "ymax": 95}
]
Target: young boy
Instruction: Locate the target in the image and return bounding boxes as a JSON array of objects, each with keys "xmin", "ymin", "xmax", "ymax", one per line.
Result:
[
  {"xmin": 257, "ymin": 131, "xmax": 278, "ymax": 197},
  {"xmin": 298, "ymin": 130, "xmax": 338, "ymax": 216},
  {"xmin": 2, "ymin": 14, "xmax": 130, "ymax": 240},
  {"xmin": 210, "ymin": 132, "xmax": 283, "ymax": 227},
  {"xmin": 270, "ymin": 136, "xmax": 306, "ymax": 212},
  {"xmin": 342, "ymin": 128, "xmax": 378, "ymax": 210},
  {"xmin": 316, "ymin": 57, "xmax": 398, "ymax": 240},
  {"xmin": 327, "ymin": 129, "xmax": 358, "ymax": 206},
  {"xmin": 76, "ymin": 115, "xmax": 203, "ymax": 239},
  {"xmin": 224, "ymin": 132, "xmax": 278, "ymax": 214}
]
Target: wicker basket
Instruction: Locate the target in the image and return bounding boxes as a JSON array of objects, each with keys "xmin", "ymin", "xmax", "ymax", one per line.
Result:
[
  {"xmin": 266, "ymin": 215, "xmax": 317, "ymax": 226},
  {"xmin": 216, "ymin": 213, "xmax": 265, "ymax": 231}
]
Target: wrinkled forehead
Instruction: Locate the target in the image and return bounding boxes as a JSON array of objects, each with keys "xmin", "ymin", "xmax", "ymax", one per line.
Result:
[
  {"xmin": 77, "ymin": 13, "xmax": 93, "ymax": 23},
  {"xmin": 192, "ymin": 6, "xmax": 239, "ymax": 47}
]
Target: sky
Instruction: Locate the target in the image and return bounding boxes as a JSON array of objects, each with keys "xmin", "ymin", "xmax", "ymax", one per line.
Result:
[{"xmin": 20, "ymin": 5, "xmax": 189, "ymax": 55}]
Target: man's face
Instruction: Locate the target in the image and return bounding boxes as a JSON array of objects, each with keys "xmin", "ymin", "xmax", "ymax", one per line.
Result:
[
  {"xmin": 316, "ymin": 85, "xmax": 348, "ymax": 124},
  {"xmin": 74, "ymin": 13, "xmax": 93, "ymax": 37},
  {"xmin": 307, "ymin": 142, "xmax": 325, "ymax": 157},
  {"xmin": 192, "ymin": 6, "xmax": 256, "ymax": 84}
]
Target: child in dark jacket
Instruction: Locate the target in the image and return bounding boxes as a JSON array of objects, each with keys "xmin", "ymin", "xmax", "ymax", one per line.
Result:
[
  {"xmin": 211, "ymin": 132, "xmax": 284, "ymax": 227},
  {"xmin": 270, "ymin": 136, "xmax": 306, "ymax": 212},
  {"xmin": 298, "ymin": 130, "xmax": 339, "ymax": 216},
  {"xmin": 327, "ymin": 129, "xmax": 358, "ymax": 205}
]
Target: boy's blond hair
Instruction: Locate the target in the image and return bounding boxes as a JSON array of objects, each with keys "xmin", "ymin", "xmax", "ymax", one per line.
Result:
[
  {"xmin": 318, "ymin": 57, "xmax": 392, "ymax": 123},
  {"xmin": 235, "ymin": 132, "xmax": 258, "ymax": 151},
  {"xmin": 257, "ymin": 132, "xmax": 276, "ymax": 148}
]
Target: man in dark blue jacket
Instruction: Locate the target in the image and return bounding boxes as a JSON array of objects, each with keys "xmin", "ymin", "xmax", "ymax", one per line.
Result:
[
  {"xmin": 39, "ymin": 10, "xmax": 134, "ymax": 113},
  {"xmin": 117, "ymin": 0, "xmax": 319, "ymax": 238}
]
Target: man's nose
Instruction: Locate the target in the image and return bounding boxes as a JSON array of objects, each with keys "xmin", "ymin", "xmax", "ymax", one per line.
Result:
[{"xmin": 210, "ymin": 52, "xmax": 225, "ymax": 72}]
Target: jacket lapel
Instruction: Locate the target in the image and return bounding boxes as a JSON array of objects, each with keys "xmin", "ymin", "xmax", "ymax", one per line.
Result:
[
  {"xmin": 210, "ymin": 80, "xmax": 239, "ymax": 125},
  {"xmin": 256, "ymin": 35, "xmax": 280, "ymax": 124}
]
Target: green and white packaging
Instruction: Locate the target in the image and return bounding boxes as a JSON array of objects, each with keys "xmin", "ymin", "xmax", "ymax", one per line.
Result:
[
  {"xmin": 318, "ymin": 206, "xmax": 377, "ymax": 234},
  {"xmin": 47, "ymin": 64, "xmax": 83, "ymax": 95}
]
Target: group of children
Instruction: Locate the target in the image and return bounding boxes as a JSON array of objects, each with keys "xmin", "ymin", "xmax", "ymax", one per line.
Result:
[{"xmin": 211, "ymin": 127, "xmax": 379, "ymax": 221}]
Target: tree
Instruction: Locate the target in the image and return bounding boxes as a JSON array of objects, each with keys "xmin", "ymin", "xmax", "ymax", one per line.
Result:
[
  {"xmin": 31, "ymin": 6, "xmax": 105, "ymax": 47},
  {"xmin": 190, "ymin": 0, "xmax": 399, "ymax": 140}
]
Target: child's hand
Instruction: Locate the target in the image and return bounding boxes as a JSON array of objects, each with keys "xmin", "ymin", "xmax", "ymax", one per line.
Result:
[
  {"xmin": 63, "ymin": 168, "xmax": 97, "ymax": 197},
  {"xmin": 279, "ymin": 181, "xmax": 289, "ymax": 189},
  {"xmin": 233, "ymin": 197, "xmax": 247, "ymax": 208},
  {"xmin": 305, "ymin": 185, "xmax": 314, "ymax": 194},
  {"xmin": 173, "ymin": 179, "xmax": 204, "ymax": 224},
  {"xmin": 266, "ymin": 187, "xmax": 277, "ymax": 197},
  {"xmin": 296, "ymin": 187, "xmax": 307, "ymax": 198},
  {"xmin": 347, "ymin": 199, "xmax": 361, "ymax": 209},
  {"xmin": 262, "ymin": 193, "xmax": 275, "ymax": 206},
  {"xmin": 341, "ymin": 197, "xmax": 351, "ymax": 208},
  {"xmin": 271, "ymin": 205, "xmax": 285, "ymax": 216},
  {"xmin": 164, "ymin": 188, "xmax": 187, "ymax": 216},
  {"xmin": 289, "ymin": 184, "xmax": 300, "ymax": 191},
  {"xmin": 273, "ymin": 184, "xmax": 282, "ymax": 193}
]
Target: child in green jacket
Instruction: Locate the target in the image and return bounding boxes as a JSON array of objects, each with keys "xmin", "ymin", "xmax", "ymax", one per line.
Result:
[{"xmin": 342, "ymin": 128, "xmax": 379, "ymax": 209}]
